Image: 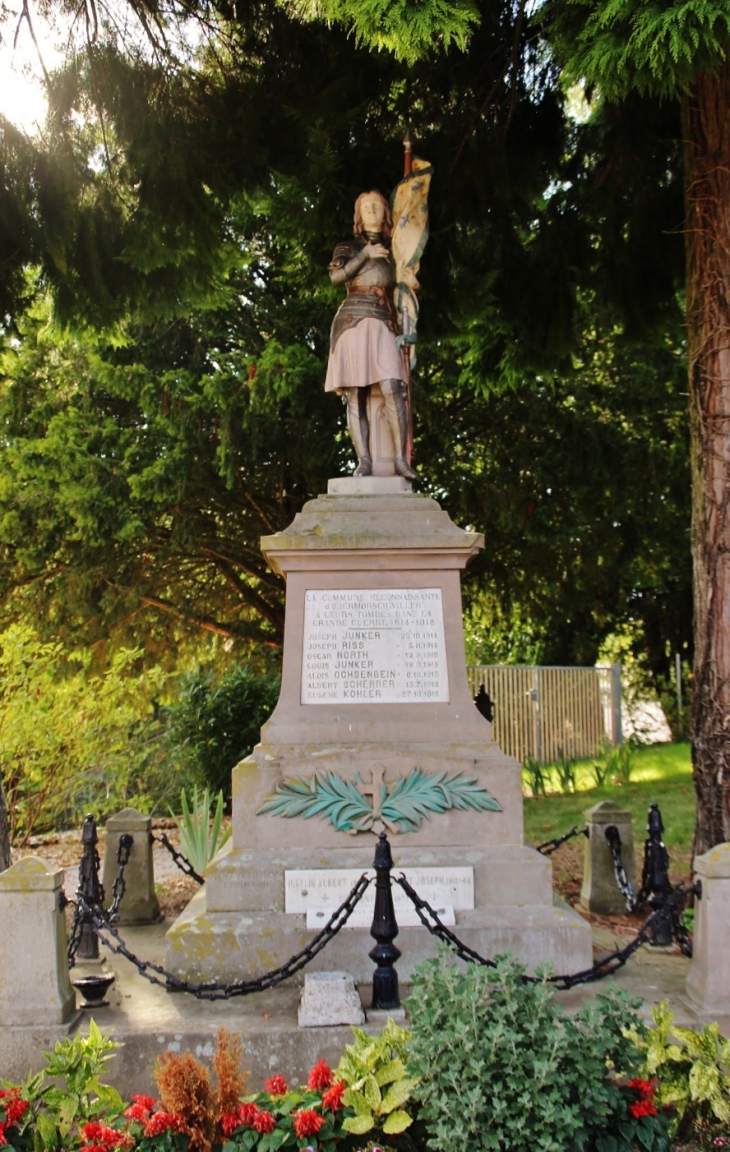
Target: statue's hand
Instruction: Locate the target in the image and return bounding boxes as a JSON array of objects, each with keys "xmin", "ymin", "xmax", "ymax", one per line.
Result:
[{"xmin": 362, "ymin": 242, "xmax": 389, "ymax": 260}]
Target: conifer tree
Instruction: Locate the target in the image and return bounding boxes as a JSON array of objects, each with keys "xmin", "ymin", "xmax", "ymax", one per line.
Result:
[{"xmin": 544, "ymin": 0, "xmax": 730, "ymax": 851}]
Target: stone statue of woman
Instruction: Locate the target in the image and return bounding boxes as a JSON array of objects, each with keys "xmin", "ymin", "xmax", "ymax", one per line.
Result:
[{"xmin": 324, "ymin": 190, "xmax": 417, "ymax": 481}]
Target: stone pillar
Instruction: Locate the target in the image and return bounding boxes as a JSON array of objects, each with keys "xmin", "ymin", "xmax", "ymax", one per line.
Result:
[
  {"xmin": 102, "ymin": 808, "xmax": 160, "ymax": 924},
  {"xmin": 686, "ymin": 842, "xmax": 730, "ymax": 1014},
  {"xmin": 0, "ymin": 857, "xmax": 77, "ymax": 1025},
  {"xmin": 580, "ymin": 800, "xmax": 636, "ymax": 914}
]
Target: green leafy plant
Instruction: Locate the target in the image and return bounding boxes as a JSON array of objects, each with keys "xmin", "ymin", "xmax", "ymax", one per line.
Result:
[
  {"xmin": 173, "ymin": 786, "xmax": 231, "ymax": 876},
  {"xmin": 335, "ymin": 1018, "xmax": 418, "ymax": 1139},
  {"xmin": 629, "ymin": 1001, "xmax": 730, "ymax": 1145},
  {"xmin": 523, "ymin": 755, "xmax": 547, "ymax": 797},
  {"xmin": 553, "ymin": 748, "xmax": 578, "ymax": 793},
  {"xmin": 1, "ymin": 1019, "xmax": 125, "ymax": 1150},
  {"xmin": 165, "ymin": 664, "xmax": 280, "ymax": 800},
  {"xmin": 406, "ymin": 949, "xmax": 669, "ymax": 1152}
]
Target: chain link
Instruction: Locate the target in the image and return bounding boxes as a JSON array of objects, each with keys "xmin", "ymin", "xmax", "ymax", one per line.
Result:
[
  {"xmin": 536, "ymin": 825, "xmax": 589, "ymax": 856},
  {"xmin": 394, "ymin": 873, "xmax": 698, "ymax": 989},
  {"xmin": 604, "ymin": 825, "xmax": 637, "ymax": 912},
  {"xmin": 107, "ymin": 834, "xmax": 133, "ymax": 922},
  {"xmin": 150, "ymin": 832, "xmax": 204, "ymax": 885},
  {"xmin": 75, "ymin": 874, "xmax": 372, "ymax": 1000}
]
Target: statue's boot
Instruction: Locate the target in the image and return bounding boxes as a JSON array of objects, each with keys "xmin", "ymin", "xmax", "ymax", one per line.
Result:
[
  {"xmin": 344, "ymin": 388, "xmax": 372, "ymax": 476},
  {"xmin": 381, "ymin": 379, "xmax": 417, "ymax": 481}
]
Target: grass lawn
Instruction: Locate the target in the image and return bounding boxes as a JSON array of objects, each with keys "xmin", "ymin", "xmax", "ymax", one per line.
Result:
[{"xmin": 523, "ymin": 742, "xmax": 694, "ymax": 869}]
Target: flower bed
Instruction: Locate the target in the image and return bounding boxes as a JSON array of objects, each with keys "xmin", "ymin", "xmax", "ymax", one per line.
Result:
[{"xmin": 0, "ymin": 955, "xmax": 727, "ymax": 1152}]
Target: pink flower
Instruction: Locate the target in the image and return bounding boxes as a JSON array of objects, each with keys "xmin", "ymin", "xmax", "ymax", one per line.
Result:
[
  {"xmin": 307, "ymin": 1060, "xmax": 332, "ymax": 1092},
  {"xmin": 293, "ymin": 1110, "xmax": 326, "ymax": 1138},
  {"xmin": 264, "ymin": 1074, "xmax": 288, "ymax": 1096}
]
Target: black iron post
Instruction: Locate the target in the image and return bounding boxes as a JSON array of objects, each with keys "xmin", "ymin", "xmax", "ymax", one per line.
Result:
[
  {"xmin": 77, "ymin": 814, "xmax": 105, "ymax": 960},
  {"xmin": 641, "ymin": 802, "xmax": 673, "ymax": 946},
  {"xmin": 369, "ymin": 832, "xmax": 401, "ymax": 1010}
]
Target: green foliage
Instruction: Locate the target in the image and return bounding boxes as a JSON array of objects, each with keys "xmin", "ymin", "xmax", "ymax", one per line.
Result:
[
  {"xmin": 523, "ymin": 742, "xmax": 695, "ymax": 866},
  {"xmin": 544, "ymin": 0, "xmax": 730, "ymax": 100},
  {"xmin": 0, "ymin": 622, "xmax": 170, "ymax": 840},
  {"xmin": 630, "ymin": 1001, "xmax": 730, "ymax": 1143},
  {"xmin": 173, "ymin": 786, "xmax": 232, "ymax": 876},
  {"xmin": 406, "ymin": 950, "xmax": 670, "ymax": 1152},
  {"xmin": 335, "ymin": 1019, "xmax": 418, "ymax": 1138},
  {"xmin": 11, "ymin": 1020, "xmax": 125, "ymax": 1150},
  {"xmin": 257, "ymin": 768, "xmax": 500, "ymax": 833},
  {"xmin": 553, "ymin": 748, "xmax": 578, "ymax": 794},
  {"xmin": 523, "ymin": 755, "xmax": 548, "ymax": 797},
  {"xmin": 591, "ymin": 741, "xmax": 634, "ymax": 788},
  {"xmin": 165, "ymin": 663, "xmax": 280, "ymax": 799},
  {"xmin": 315, "ymin": 0, "xmax": 479, "ymax": 63}
]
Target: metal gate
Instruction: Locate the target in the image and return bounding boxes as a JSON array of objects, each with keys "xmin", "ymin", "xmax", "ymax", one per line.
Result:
[{"xmin": 466, "ymin": 664, "xmax": 622, "ymax": 764}]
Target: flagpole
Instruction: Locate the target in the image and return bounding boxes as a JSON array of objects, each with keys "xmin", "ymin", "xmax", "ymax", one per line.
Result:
[{"xmin": 401, "ymin": 129, "xmax": 414, "ymax": 462}]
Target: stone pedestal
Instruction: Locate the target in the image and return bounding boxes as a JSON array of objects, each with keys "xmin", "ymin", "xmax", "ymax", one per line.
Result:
[
  {"xmin": 0, "ymin": 858, "xmax": 78, "ymax": 1026},
  {"xmin": 686, "ymin": 842, "xmax": 730, "ymax": 1015},
  {"xmin": 102, "ymin": 808, "xmax": 160, "ymax": 924},
  {"xmin": 580, "ymin": 800, "xmax": 636, "ymax": 914},
  {"xmin": 167, "ymin": 484, "xmax": 592, "ymax": 983}
]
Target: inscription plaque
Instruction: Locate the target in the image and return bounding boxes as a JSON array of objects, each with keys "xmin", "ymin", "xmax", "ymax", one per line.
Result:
[
  {"xmin": 286, "ymin": 866, "xmax": 473, "ymax": 930},
  {"xmin": 301, "ymin": 588, "xmax": 449, "ymax": 704}
]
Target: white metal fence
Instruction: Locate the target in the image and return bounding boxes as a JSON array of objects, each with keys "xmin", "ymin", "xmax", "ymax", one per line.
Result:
[{"xmin": 466, "ymin": 664, "xmax": 622, "ymax": 765}]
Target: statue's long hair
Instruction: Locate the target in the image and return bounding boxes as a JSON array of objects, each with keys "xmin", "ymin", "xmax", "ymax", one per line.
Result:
[{"xmin": 353, "ymin": 191, "xmax": 392, "ymax": 240}]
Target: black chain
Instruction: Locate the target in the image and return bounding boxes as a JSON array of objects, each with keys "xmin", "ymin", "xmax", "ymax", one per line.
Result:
[
  {"xmin": 394, "ymin": 873, "xmax": 698, "ymax": 990},
  {"xmin": 67, "ymin": 899, "xmax": 83, "ymax": 967},
  {"xmin": 75, "ymin": 874, "xmax": 372, "ymax": 1000},
  {"xmin": 604, "ymin": 825, "xmax": 637, "ymax": 912},
  {"xmin": 107, "ymin": 834, "xmax": 133, "ymax": 923},
  {"xmin": 150, "ymin": 832, "xmax": 204, "ymax": 885},
  {"xmin": 536, "ymin": 825, "xmax": 589, "ymax": 856}
]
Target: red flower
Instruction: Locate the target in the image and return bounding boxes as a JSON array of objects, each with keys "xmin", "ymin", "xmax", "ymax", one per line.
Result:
[
  {"xmin": 221, "ymin": 1112, "xmax": 242, "ymax": 1137},
  {"xmin": 626, "ymin": 1079, "xmax": 657, "ymax": 1096},
  {"xmin": 629, "ymin": 1099, "xmax": 657, "ymax": 1119},
  {"xmin": 238, "ymin": 1103, "xmax": 260, "ymax": 1126},
  {"xmin": 0, "ymin": 1124, "xmax": 8, "ymax": 1148},
  {"xmin": 143, "ymin": 1112, "xmax": 182, "ymax": 1137},
  {"xmin": 80, "ymin": 1122, "xmax": 133, "ymax": 1150},
  {"xmin": 124, "ymin": 1094, "xmax": 157, "ymax": 1121},
  {"xmin": 4, "ymin": 1097, "xmax": 27, "ymax": 1127},
  {"xmin": 322, "ymin": 1081, "xmax": 346, "ymax": 1112},
  {"xmin": 253, "ymin": 1110, "xmax": 277, "ymax": 1134},
  {"xmin": 293, "ymin": 1110, "xmax": 326, "ymax": 1138},
  {"xmin": 307, "ymin": 1061, "xmax": 333, "ymax": 1092},
  {"xmin": 265, "ymin": 1074, "xmax": 288, "ymax": 1096}
]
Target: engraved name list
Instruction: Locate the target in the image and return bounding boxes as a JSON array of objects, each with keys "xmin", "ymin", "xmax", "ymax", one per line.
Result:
[{"xmin": 301, "ymin": 588, "xmax": 449, "ymax": 704}]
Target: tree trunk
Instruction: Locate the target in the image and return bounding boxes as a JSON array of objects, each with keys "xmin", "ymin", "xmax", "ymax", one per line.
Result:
[
  {"xmin": 686, "ymin": 61, "xmax": 730, "ymax": 855},
  {"xmin": 0, "ymin": 776, "xmax": 11, "ymax": 872}
]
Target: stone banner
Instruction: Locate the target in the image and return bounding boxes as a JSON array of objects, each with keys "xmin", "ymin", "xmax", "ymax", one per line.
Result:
[{"xmin": 301, "ymin": 588, "xmax": 449, "ymax": 704}]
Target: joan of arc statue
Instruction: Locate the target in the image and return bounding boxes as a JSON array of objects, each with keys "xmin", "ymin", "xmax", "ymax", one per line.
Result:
[{"xmin": 324, "ymin": 189, "xmax": 417, "ymax": 481}]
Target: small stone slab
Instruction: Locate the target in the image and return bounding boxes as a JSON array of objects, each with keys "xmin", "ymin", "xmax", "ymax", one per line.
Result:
[{"xmin": 298, "ymin": 971, "xmax": 365, "ymax": 1028}]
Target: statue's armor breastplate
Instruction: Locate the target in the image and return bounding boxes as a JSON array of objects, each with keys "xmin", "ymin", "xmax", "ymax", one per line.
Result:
[{"xmin": 329, "ymin": 239, "xmax": 399, "ymax": 351}]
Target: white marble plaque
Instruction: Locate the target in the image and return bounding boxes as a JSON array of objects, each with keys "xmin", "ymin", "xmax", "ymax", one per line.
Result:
[
  {"xmin": 301, "ymin": 588, "xmax": 449, "ymax": 704},
  {"xmin": 306, "ymin": 904, "xmax": 455, "ymax": 929},
  {"xmin": 286, "ymin": 867, "xmax": 473, "ymax": 929}
]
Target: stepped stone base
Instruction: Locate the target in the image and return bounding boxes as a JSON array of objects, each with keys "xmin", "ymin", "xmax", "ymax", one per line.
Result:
[{"xmin": 166, "ymin": 486, "xmax": 593, "ymax": 988}]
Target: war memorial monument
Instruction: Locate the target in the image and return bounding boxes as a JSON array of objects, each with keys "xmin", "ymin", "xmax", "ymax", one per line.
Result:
[{"xmin": 166, "ymin": 155, "xmax": 593, "ymax": 986}]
